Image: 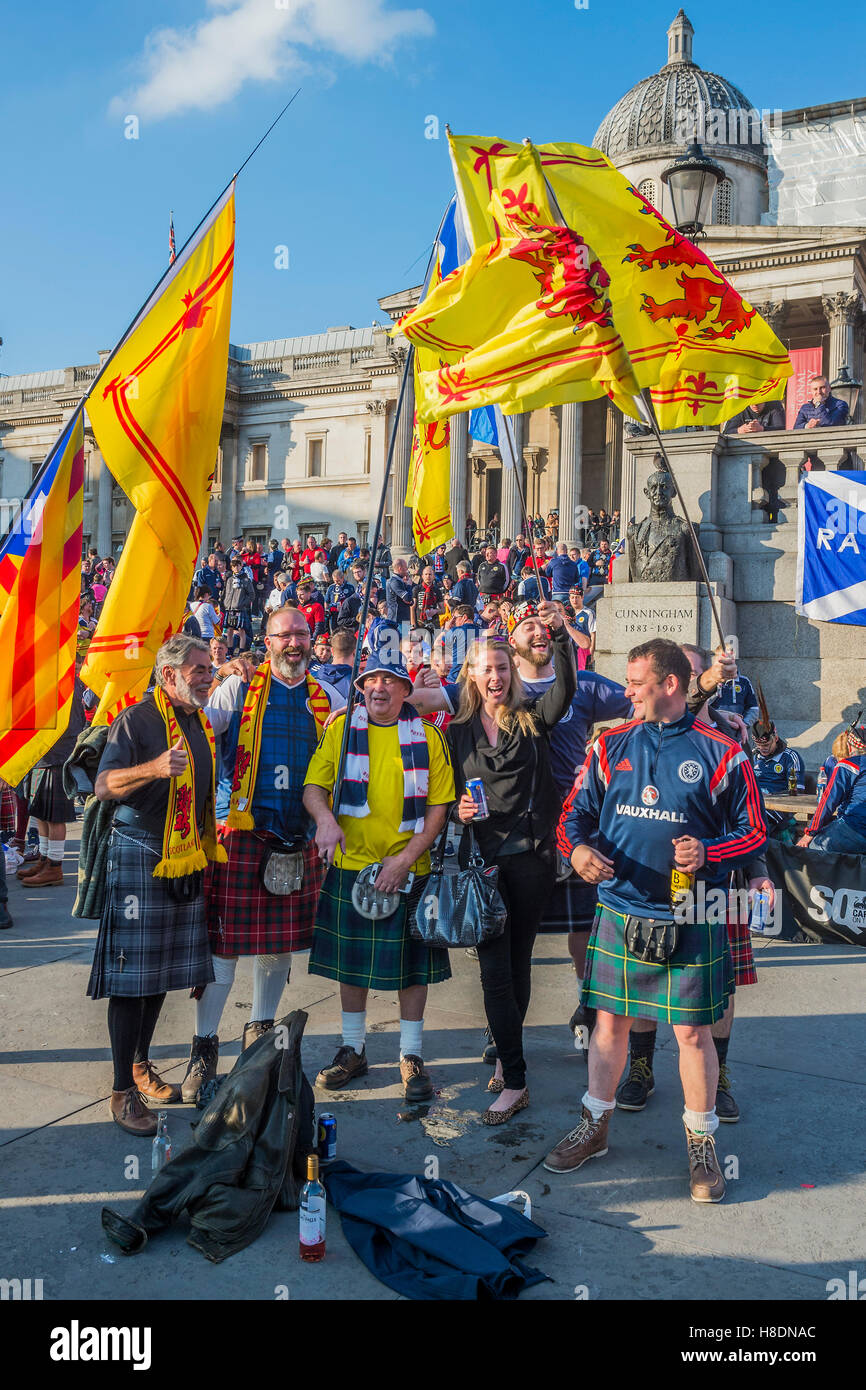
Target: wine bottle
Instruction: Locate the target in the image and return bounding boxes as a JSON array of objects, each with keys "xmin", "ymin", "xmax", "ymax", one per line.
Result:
[{"xmin": 299, "ymin": 1154, "xmax": 326, "ymax": 1262}]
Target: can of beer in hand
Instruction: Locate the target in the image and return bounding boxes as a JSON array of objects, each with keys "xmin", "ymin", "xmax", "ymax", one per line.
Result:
[
  {"xmin": 670, "ymin": 867, "xmax": 693, "ymax": 909},
  {"xmin": 317, "ymin": 1113, "xmax": 337, "ymax": 1163},
  {"xmin": 750, "ymin": 889, "xmax": 770, "ymax": 933},
  {"xmin": 466, "ymin": 778, "xmax": 490, "ymax": 821}
]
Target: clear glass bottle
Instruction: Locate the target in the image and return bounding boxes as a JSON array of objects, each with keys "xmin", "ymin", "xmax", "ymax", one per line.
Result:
[
  {"xmin": 299, "ymin": 1154, "xmax": 326, "ymax": 1262},
  {"xmin": 151, "ymin": 1112, "xmax": 172, "ymax": 1176}
]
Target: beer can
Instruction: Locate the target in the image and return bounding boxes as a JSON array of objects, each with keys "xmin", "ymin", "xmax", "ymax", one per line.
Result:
[
  {"xmin": 317, "ymin": 1113, "xmax": 337, "ymax": 1163},
  {"xmin": 466, "ymin": 778, "xmax": 489, "ymax": 821},
  {"xmin": 750, "ymin": 889, "xmax": 769, "ymax": 933},
  {"xmin": 670, "ymin": 867, "xmax": 693, "ymax": 908}
]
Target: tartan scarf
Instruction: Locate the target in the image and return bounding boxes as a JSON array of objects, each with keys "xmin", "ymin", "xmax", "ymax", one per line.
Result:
[
  {"xmin": 152, "ymin": 686, "xmax": 227, "ymax": 879},
  {"xmin": 227, "ymin": 660, "xmax": 331, "ymax": 830},
  {"xmin": 340, "ymin": 701, "xmax": 429, "ymax": 833}
]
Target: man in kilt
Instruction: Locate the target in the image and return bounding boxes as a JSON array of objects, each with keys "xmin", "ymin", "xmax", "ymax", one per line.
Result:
[
  {"xmin": 545, "ymin": 639, "xmax": 766, "ymax": 1202},
  {"xmin": 302, "ymin": 654, "xmax": 454, "ymax": 1103},
  {"xmin": 89, "ymin": 636, "xmax": 226, "ymax": 1136},
  {"xmin": 614, "ymin": 644, "xmax": 775, "ymax": 1123},
  {"xmin": 186, "ymin": 607, "xmax": 344, "ymax": 1101}
]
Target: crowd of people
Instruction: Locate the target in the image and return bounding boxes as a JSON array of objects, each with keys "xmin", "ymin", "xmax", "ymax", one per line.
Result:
[{"xmin": 3, "ymin": 502, "xmax": 864, "ymax": 1212}]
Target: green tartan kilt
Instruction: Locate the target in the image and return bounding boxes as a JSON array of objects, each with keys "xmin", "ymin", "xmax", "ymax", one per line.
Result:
[
  {"xmin": 308, "ymin": 865, "xmax": 452, "ymax": 991},
  {"xmin": 582, "ymin": 903, "xmax": 734, "ymax": 1026}
]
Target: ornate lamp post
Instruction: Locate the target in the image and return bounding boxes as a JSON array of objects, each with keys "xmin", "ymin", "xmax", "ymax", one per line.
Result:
[
  {"xmin": 660, "ymin": 142, "xmax": 725, "ymax": 237},
  {"xmin": 829, "ymin": 364, "xmax": 862, "ymax": 423}
]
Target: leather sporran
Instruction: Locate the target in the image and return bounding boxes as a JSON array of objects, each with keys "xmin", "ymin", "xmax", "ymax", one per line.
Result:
[
  {"xmin": 411, "ymin": 824, "xmax": 506, "ymax": 950},
  {"xmin": 623, "ymin": 914, "xmax": 679, "ymax": 964},
  {"xmin": 260, "ymin": 840, "xmax": 305, "ymax": 896}
]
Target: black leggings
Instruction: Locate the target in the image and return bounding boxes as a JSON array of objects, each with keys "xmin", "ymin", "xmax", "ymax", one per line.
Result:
[
  {"xmin": 477, "ymin": 851, "xmax": 555, "ymax": 1090},
  {"xmin": 107, "ymin": 994, "xmax": 167, "ymax": 1091}
]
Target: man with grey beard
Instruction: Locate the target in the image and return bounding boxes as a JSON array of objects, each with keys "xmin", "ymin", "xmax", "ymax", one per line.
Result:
[{"xmin": 178, "ymin": 608, "xmax": 345, "ymax": 1104}]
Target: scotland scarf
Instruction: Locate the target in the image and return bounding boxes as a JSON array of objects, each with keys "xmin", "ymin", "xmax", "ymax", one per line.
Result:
[
  {"xmin": 227, "ymin": 661, "xmax": 331, "ymax": 830},
  {"xmin": 340, "ymin": 701, "xmax": 429, "ymax": 832},
  {"xmin": 153, "ymin": 686, "xmax": 227, "ymax": 878}
]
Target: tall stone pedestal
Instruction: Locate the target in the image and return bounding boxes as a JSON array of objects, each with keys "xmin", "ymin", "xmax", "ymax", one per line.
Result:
[{"xmin": 594, "ymin": 582, "xmax": 737, "ymax": 686}]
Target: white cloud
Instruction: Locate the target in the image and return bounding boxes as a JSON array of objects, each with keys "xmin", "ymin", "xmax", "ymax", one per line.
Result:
[{"xmin": 110, "ymin": 0, "xmax": 435, "ymax": 121}]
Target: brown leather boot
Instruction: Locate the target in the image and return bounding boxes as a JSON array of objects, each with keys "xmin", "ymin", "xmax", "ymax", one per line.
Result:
[
  {"xmin": 132, "ymin": 1060, "xmax": 182, "ymax": 1104},
  {"xmin": 543, "ymin": 1105, "xmax": 611, "ymax": 1173},
  {"xmin": 110, "ymin": 1087, "xmax": 158, "ymax": 1136},
  {"xmin": 25, "ymin": 860, "xmax": 64, "ymax": 886},
  {"xmin": 685, "ymin": 1123, "xmax": 726, "ymax": 1203},
  {"xmin": 181, "ymin": 1034, "xmax": 219, "ymax": 1103},
  {"xmin": 242, "ymin": 1019, "xmax": 275, "ymax": 1051},
  {"xmin": 17, "ymin": 855, "xmax": 47, "ymax": 880}
]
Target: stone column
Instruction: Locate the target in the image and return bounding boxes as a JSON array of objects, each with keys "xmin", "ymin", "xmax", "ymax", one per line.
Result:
[
  {"xmin": 221, "ymin": 422, "xmax": 239, "ymax": 545},
  {"xmin": 389, "ymin": 347, "xmax": 414, "ymax": 556},
  {"xmin": 752, "ymin": 300, "xmax": 788, "ymax": 345},
  {"xmin": 95, "ymin": 450, "xmax": 112, "ymax": 557},
  {"xmin": 500, "ymin": 412, "xmax": 526, "ymax": 540},
  {"xmin": 448, "ymin": 412, "xmax": 469, "ymax": 545},
  {"xmin": 822, "ymin": 292, "xmax": 863, "ymax": 385},
  {"xmin": 558, "ymin": 402, "xmax": 583, "ymax": 545}
]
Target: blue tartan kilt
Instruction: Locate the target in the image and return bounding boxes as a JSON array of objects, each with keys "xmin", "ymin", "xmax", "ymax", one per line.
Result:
[
  {"xmin": 539, "ymin": 873, "xmax": 597, "ymax": 933},
  {"xmin": 86, "ymin": 827, "xmax": 214, "ymax": 1000}
]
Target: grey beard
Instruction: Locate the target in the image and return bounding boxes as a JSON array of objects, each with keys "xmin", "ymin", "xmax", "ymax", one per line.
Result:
[
  {"xmin": 270, "ymin": 649, "xmax": 307, "ymax": 681},
  {"xmin": 173, "ymin": 670, "xmax": 207, "ymax": 709}
]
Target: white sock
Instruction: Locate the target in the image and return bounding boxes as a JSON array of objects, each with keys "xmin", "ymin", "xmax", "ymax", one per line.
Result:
[
  {"xmin": 38, "ymin": 835, "xmax": 49, "ymax": 857},
  {"xmin": 341, "ymin": 1011, "xmax": 366, "ymax": 1055},
  {"xmin": 48, "ymin": 838, "xmax": 65, "ymax": 864},
  {"xmin": 399, "ymin": 1018, "xmax": 424, "ymax": 1060},
  {"xmin": 576, "ymin": 974, "xmax": 583, "ymax": 996},
  {"xmin": 251, "ymin": 952, "xmax": 292, "ymax": 1022},
  {"xmin": 195, "ymin": 955, "xmax": 237, "ymax": 1037},
  {"xmin": 583, "ymin": 1090, "xmax": 615, "ymax": 1120},
  {"xmin": 684, "ymin": 1107, "xmax": 719, "ymax": 1137}
]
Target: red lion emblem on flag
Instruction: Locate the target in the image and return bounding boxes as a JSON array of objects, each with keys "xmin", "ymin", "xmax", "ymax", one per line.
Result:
[
  {"xmin": 499, "ymin": 183, "xmax": 613, "ymax": 330},
  {"xmin": 173, "ymin": 784, "xmax": 192, "ymax": 840}
]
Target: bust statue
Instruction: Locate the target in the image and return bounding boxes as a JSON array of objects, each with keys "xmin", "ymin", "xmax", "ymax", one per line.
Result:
[{"xmin": 627, "ymin": 457, "xmax": 698, "ymax": 583}]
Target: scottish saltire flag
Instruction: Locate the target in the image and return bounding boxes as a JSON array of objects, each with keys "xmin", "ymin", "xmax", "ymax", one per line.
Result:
[
  {"xmin": 469, "ymin": 406, "xmax": 498, "ymax": 445},
  {"xmin": 0, "ymin": 411, "xmax": 85, "ymax": 783},
  {"xmin": 796, "ymin": 471, "xmax": 866, "ymax": 624}
]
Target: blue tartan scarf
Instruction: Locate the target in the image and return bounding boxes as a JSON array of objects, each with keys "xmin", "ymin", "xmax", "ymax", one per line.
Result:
[{"xmin": 340, "ymin": 701, "xmax": 429, "ymax": 833}]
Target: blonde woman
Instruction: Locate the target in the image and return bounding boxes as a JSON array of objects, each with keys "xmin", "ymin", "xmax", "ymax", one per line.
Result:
[{"xmin": 447, "ymin": 602, "xmax": 576, "ymax": 1124}]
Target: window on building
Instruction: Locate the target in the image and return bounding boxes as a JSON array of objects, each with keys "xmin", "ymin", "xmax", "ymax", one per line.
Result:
[
  {"xmin": 300, "ymin": 523, "xmax": 326, "ymax": 546},
  {"xmin": 713, "ymin": 179, "xmax": 734, "ymax": 226},
  {"xmin": 244, "ymin": 532, "xmax": 266, "ymax": 551},
  {"xmin": 363, "ymin": 430, "xmax": 371, "ymax": 475},
  {"xmin": 30, "ymin": 458, "xmax": 43, "ymax": 483},
  {"xmin": 248, "ymin": 441, "xmax": 267, "ymax": 483},
  {"xmin": 638, "ymin": 179, "xmax": 657, "ymax": 209},
  {"xmin": 357, "ymin": 523, "xmax": 369, "ymax": 547},
  {"xmin": 307, "ymin": 437, "xmax": 324, "ymax": 478}
]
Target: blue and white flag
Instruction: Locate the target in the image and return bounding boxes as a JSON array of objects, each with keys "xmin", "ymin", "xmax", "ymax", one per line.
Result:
[{"xmin": 797, "ymin": 471, "xmax": 866, "ymax": 624}]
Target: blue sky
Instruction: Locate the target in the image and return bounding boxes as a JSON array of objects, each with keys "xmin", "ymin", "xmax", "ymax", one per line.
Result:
[{"xmin": 2, "ymin": 0, "xmax": 864, "ymax": 376}]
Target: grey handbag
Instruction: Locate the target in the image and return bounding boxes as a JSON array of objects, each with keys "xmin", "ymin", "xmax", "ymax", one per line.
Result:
[{"xmin": 411, "ymin": 824, "xmax": 507, "ymax": 949}]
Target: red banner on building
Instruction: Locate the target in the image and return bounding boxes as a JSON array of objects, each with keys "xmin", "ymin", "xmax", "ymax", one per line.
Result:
[{"xmin": 785, "ymin": 346, "xmax": 824, "ymax": 429}]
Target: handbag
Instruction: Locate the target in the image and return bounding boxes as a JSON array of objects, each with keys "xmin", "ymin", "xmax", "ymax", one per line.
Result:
[
  {"xmin": 411, "ymin": 824, "xmax": 506, "ymax": 949},
  {"xmin": 623, "ymin": 914, "xmax": 679, "ymax": 964}
]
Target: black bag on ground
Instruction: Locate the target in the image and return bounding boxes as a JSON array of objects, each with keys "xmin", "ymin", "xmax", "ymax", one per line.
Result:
[{"xmin": 410, "ymin": 824, "xmax": 506, "ymax": 949}]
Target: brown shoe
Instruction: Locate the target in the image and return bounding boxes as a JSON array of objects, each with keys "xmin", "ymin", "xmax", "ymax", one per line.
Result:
[
  {"xmin": 316, "ymin": 1045, "xmax": 368, "ymax": 1090},
  {"xmin": 17, "ymin": 855, "xmax": 47, "ymax": 879},
  {"xmin": 685, "ymin": 1123, "xmax": 726, "ymax": 1203},
  {"xmin": 110, "ymin": 1087, "xmax": 158, "ymax": 1136},
  {"xmin": 481, "ymin": 1086, "xmax": 529, "ymax": 1126},
  {"xmin": 25, "ymin": 860, "xmax": 64, "ymax": 886},
  {"xmin": 242, "ymin": 1019, "xmax": 274, "ymax": 1051},
  {"xmin": 399, "ymin": 1054, "xmax": 433, "ymax": 1103},
  {"xmin": 181, "ymin": 1034, "xmax": 219, "ymax": 1104},
  {"xmin": 543, "ymin": 1105, "xmax": 611, "ymax": 1173},
  {"xmin": 132, "ymin": 1060, "xmax": 181, "ymax": 1105}
]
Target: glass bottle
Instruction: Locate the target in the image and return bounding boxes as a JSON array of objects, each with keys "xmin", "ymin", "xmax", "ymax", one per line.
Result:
[
  {"xmin": 299, "ymin": 1154, "xmax": 326, "ymax": 1262},
  {"xmin": 151, "ymin": 1112, "xmax": 172, "ymax": 1176}
]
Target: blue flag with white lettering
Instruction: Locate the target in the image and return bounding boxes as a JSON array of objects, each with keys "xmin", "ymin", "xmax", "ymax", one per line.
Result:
[{"xmin": 797, "ymin": 471, "xmax": 866, "ymax": 624}]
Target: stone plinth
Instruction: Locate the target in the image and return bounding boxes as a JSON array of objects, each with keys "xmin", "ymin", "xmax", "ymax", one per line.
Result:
[{"xmin": 595, "ymin": 581, "xmax": 737, "ymax": 687}]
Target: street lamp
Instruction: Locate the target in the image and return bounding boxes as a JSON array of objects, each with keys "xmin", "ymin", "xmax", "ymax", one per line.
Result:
[
  {"xmin": 830, "ymin": 364, "xmax": 862, "ymax": 423},
  {"xmin": 660, "ymin": 142, "xmax": 725, "ymax": 237}
]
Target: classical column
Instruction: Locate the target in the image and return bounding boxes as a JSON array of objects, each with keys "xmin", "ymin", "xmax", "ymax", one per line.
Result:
[
  {"xmin": 558, "ymin": 402, "xmax": 583, "ymax": 545},
  {"xmin": 221, "ymin": 422, "xmax": 239, "ymax": 544},
  {"xmin": 95, "ymin": 450, "xmax": 112, "ymax": 556},
  {"xmin": 389, "ymin": 347, "xmax": 414, "ymax": 555},
  {"xmin": 822, "ymin": 292, "xmax": 863, "ymax": 384},
  {"xmin": 448, "ymin": 412, "xmax": 469, "ymax": 545},
  {"xmin": 500, "ymin": 412, "xmax": 526, "ymax": 540},
  {"xmin": 752, "ymin": 300, "xmax": 788, "ymax": 343}
]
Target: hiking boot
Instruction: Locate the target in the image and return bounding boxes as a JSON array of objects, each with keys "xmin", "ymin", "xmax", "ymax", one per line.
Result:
[
  {"xmin": 110, "ymin": 1087, "xmax": 158, "ymax": 1137},
  {"xmin": 25, "ymin": 860, "xmax": 64, "ymax": 887},
  {"xmin": 400, "ymin": 1054, "xmax": 433, "ymax": 1103},
  {"xmin": 242, "ymin": 1018, "xmax": 275, "ymax": 1051},
  {"xmin": 482, "ymin": 1028, "xmax": 498, "ymax": 1065},
  {"xmin": 616, "ymin": 1055, "xmax": 655, "ymax": 1111},
  {"xmin": 132, "ymin": 1060, "xmax": 181, "ymax": 1105},
  {"xmin": 17, "ymin": 855, "xmax": 47, "ymax": 880},
  {"xmin": 543, "ymin": 1105, "xmax": 611, "ymax": 1174},
  {"xmin": 685, "ymin": 1124, "xmax": 726, "ymax": 1203},
  {"xmin": 181, "ymin": 1034, "xmax": 219, "ymax": 1104},
  {"xmin": 715, "ymin": 1063, "xmax": 740, "ymax": 1123},
  {"xmin": 316, "ymin": 1045, "xmax": 368, "ymax": 1090}
]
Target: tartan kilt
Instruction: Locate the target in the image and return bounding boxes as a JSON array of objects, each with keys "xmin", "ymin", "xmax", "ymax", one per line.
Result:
[
  {"xmin": 728, "ymin": 911, "xmax": 757, "ymax": 986},
  {"xmin": 582, "ymin": 903, "xmax": 734, "ymax": 1025},
  {"xmin": 540, "ymin": 873, "xmax": 597, "ymax": 933},
  {"xmin": 206, "ymin": 829, "xmax": 323, "ymax": 956},
  {"xmin": 26, "ymin": 766, "xmax": 76, "ymax": 823},
  {"xmin": 309, "ymin": 865, "xmax": 451, "ymax": 991},
  {"xmin": 0, "ymin": 779, "xmax": 19, "ymax": 840},
  {"xmin": 86, "ymin": 828, "xmax": 214, "ymax": 1000}
]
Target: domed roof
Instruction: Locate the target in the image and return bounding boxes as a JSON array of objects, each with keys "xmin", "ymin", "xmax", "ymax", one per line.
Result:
[{"xmin": 593, "ymin": 11, "xmax": 763, "ymax": 160}]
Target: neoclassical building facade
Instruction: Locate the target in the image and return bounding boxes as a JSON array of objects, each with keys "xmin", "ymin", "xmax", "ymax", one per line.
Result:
[{"xmin": 1, "ymin": 9, "xmax": 865, "ymax": 557}]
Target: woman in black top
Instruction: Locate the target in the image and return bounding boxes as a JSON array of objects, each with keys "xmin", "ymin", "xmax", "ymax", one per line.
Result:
[{"xmin": 447, "ymin": 606, "xmax": 576, "ymax": 1124}]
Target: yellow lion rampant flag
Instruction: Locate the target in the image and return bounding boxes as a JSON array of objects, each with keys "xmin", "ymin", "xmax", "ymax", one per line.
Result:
[
  {"xmin": 401, "ymin": 144, "xmax": 642, "ymax": 423},
  {"xmin": 443, "ymin": 133, "xmax": 790, "ymax": 429},
  {"xmin": 405, "ymin": 249, "xmax": 454, "ymax": 553},
  {"xmin": 81, "ymin": 184, "xmax": 235, "ymax": 722}
]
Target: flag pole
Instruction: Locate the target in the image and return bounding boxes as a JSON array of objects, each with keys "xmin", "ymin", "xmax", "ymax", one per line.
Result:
[
  {"xmin": 636, "ymin": 390, "xmax": 728, "ymax": 650},
  {"xmin": 499, "ymin": 412, "xmax": 548, "ymax": 600}
]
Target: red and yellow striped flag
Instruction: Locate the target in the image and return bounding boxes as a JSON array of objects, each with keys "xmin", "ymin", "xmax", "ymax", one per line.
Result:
[
  {"xmin": 81, "ymin": 183, "xmax": 235, "ymax": 722},
  {"xmin": 0, "ymin": 411, "xmax": 85, "ymax": 783}
]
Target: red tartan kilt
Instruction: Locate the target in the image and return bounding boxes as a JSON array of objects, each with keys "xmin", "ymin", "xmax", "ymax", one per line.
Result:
[
  {"xmin": 206, "ymin": 828, "xmax": 324, "ymax": 956},
  {"xmin": 727, "ymin": 911, "xmax": 757, "ymax": 987}
]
